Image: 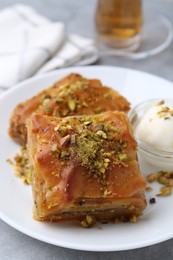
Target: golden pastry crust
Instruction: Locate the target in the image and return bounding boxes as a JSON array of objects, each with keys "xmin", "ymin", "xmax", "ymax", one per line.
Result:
[
  {"xmin": 9, "ymin": 73, "xmax": 130, "ymax": 145},
  {"xmin": 27, "ymin": 111, "xmax": 146, "ymax": 225}
]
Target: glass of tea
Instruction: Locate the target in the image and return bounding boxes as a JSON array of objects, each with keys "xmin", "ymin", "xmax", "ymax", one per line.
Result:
[{"xmin": 95, "ymin": 0, "xmax": 143, "ymax": 50}]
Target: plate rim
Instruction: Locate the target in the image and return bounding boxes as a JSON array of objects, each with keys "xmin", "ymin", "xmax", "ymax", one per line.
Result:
[{"xmin": 1, "ymin": 65, "xmax": 173, "ymax": 101}]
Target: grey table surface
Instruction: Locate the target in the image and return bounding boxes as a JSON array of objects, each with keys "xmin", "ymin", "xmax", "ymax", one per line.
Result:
[{"xmin": 1, "ymin": 0, "xmax": 173, "ymax": 259}]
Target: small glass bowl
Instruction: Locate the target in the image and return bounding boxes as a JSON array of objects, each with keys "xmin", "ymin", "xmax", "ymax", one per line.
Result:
[{"xmin": 128, "ymin": 99, "xmax": 173, "ymax": 171}]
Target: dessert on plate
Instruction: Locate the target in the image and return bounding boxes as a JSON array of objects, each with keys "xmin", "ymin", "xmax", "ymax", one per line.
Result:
[
  {"xmin": 9, "ymin": 73, "xmax": 146, "ymax": 226},
  {"xmin": 9, "ymin": 73, "xmax": 130, "ymax": 146},
  {"xmin": 27, "ymin": 111, "xmax": 146, "ymax": 226}
]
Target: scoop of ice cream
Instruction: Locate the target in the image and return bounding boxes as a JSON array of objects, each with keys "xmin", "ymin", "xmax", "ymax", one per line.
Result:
[{"xmin": 136, "ymin": 102, "xmax": 173, "ymax": 152}]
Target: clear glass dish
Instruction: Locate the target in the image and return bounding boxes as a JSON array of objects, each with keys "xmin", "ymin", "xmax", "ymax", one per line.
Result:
[{"xmin": 129, "ymin": 99, "xmax": 173, "ymax": 170}]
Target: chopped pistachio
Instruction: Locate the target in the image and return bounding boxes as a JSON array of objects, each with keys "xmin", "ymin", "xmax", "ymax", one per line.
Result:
[
  {"xmin": 104, "ymin": 92, "xmax": 111, "ymax": 98},
  {"xmin": 81, "ymin": 215, "xmax": 96, "ymax": 228},
  {"xmin": 128, "ymin": 205, "xmax": 135, "ymax": 211},
  {"xmin": 147, "ymin": 173, "xmax": 157, "ymax": 183},
  {"xmin": 145, "ymin": 186, "xmax": 153, "ymax": 192},
  {"xmin": 118, "ymin": 153, "xmax": 128, "ymax": 161},
  {"xmin": 100, "ymin": 167, "xmax": 106, "ymax": 174},
  {"xmin": 44, "ymin": 105, "xmax": 51, "ymax": 113},
  {"xmin": 86, "ymin": 215, "xmax": 95, "ymax": 225},
  {"xmin": 104, "ymin": 152, "xmax": 112, "ymax": 157},
  {"xmin": 80, "ymin": 220, "xmax": 88, "ymax": 228},
  {"xmin": 103, "ymin": 189, "xmax": 111, "ymax": 197},
  {"xmin": 122, "ymin": 142, "xmax": 128, "ymax": 148},
  {"xmin": 156, "ymin": 100, "xmax": 164, "ymax": 106},
  {"xmin": 62, "ymin": 109, "xmax": 69, "ymax": 116},
  {"xmin": 157, "ymin": 187, "xmax": 172, "ymax": 197},
  {"xmin": 94, "ymin": 107, "xmax": 103, "ymax": 113},
  {"xmin": 55, "ymin": 97, "xmax": 63, "ymax": 103},
  {"xmin": 53, "ymin": 109, "xmax": 60, "ymax": 117},
  {"xmin": 58, "ymin": 126, "xmax": 68, "ymax": 136},
  {"xmin": 60, "ymin": 135, "xmax": 71, "ymax": 146},
  {"xmin": 51, "ymin": 143, "xmax": 58, "ymax": 152},
  {"xmin": 166, "ymin": 179, "xmax": 173, "ymax": 187},
  {"xmin": 54, "ymin": 126, "xmax": 60, "ymax": 131},
  {"xmin": 82, "ymin": 101, "xmax": 88, "ymax": 107},
  {"xmin": 9, "ymin": 147, "xmax": 31, "ymax": 184},
  {"xmin": 103, "ymin": 162, "xmax": 109, "ymax": 168},
  {"xmin": 95, "ymin": 161, "xmax": 103, "ymax": 168},
  {"xmin": 92, "ymin": 133, "xmax": 100, "ymax": 141},
  {"xmin": 51, "ymin": 171, "xmax": 60, "ymax": 177},
  {"xmin": 130, "ymin": 215, "xmax": 137, "ymax": 223},
  {"xmin": 84, "ymin": 121, "xmax": 92, "ymax": 126},
  {"xmin": 96, "ymin": 130, "xmax": 107, "ymax": 139},
  {"xmin": 158, "ymin": 176, "xmax": 167, "ymax": 185},
  {"xmin": 42, "ymin": 98, "xmax": 50, "ymax": 105},
  {"xmin": 70, "ymin": 134, "xmax": 76, "ymax": 145},
  {"xmin": 66, "ymin": 124, "xmax": 72, "ymax": 130},
  {"xmin": 60, "ymin": 151, "xmax": 70, "ymax": 158},
  {"xmin": 68, "ymin": 99, "xmax": 76, "ymax": 111},
  {"xmin": 102, "ymin": 132, "xmax": 107, "ymax": 139},
  {"xmin": 47, "ymin": 186, "xmax": 52, "ymax": 191}
]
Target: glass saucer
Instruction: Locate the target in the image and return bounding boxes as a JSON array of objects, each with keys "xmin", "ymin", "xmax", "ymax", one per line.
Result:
[{"xmin": 67, "ymin": 6, "xmax": 173, "ymax": 60}]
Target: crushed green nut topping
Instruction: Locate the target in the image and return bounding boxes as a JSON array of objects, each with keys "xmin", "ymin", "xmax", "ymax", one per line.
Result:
[
  {"xmin": 128, "ymin": 205, "xmax": 135, "ymax": 211},
  {"xmin": 96, "ymin": 130, "xmax": 107, "ymax": 139},
  {"xmin": 68, "ymin": 99, "xmax": 76, "ymax": 111},
  {"xmin": 147, "ymin": 173, "xmax": 157, "ymax": 183},
  {"xmin": 51, "ymin": 143, "xmax": 58, "ymax": 152},
  {"xmin": 157, "ymin": 186, "xmax": 172, "ymax": 197},
  {"xmin": 7, "ymin": 147, "xmax": 31, "ymax": 184},
  {"xmin": 80, "ymin": 215, "xmax": 96, "ymax": 228},
  {"xmin": 60, "ymin": 151, "xmax": 70, "ymax": 159},
  {"xmin": 84, "ymin": 121, "xmax": 92, "ymax": 126},
  {"xmin": 37, "ymin": 79, "xmax": 89, "ymax": 117},
  {"xmin": 103, "ymin": 189, "xmax": 111, "ymax": 197},
  {"xmin": 60, "ymin": 135, "xmax": 71, "ymax": 146},
  {"xmin": 146, "ymin": 171, "xmax": 173, "ymax": 198},
  {"xmin": 53, "ymin": 117, "xmax": 129, "ymax": 188},
  {"xmin": 157, "ymin": 176, "xmax": 168, "ymax": 185},
  {"xmin": 118, "ymin": 153, "xmax": 128, "ymax": 161},
  {"xmin": 130, "ymin": 215, "xmax": 137, "ymax": 223},
  {"xmin": 156, "ymin": 100, "xmax": 165, "ymax": 106},
  {"xmin": 157, "ymin": 105, "xmax": 173, "ymax": 119},
  {"xmin": 70, "ymin": 134, "xmax": 76, "ymax": 145},
  {"xmin": 145, "ymin": 186, "xmax": 153, "ymax": 192},
  {"xmin": 77, "ymin": 129, "xmax": 105, "ymax": 176},
  {"xmin": 56, "ymin": 125, "xmax": 68, "ymax": 137}
]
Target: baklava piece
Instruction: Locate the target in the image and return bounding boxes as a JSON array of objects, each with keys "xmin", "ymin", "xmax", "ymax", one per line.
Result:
[
  {"xmin": 27, "ymin": 111, "xmax": 146, "ymax": 226},
  {"xmin": 9, "ymin": 73, "xmax": 130, "ymax": 145}
]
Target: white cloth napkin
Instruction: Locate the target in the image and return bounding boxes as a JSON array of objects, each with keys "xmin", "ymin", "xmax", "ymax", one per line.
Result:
[{"xmin": 0, "ymin": 4, "xmax": 98, "ymax": 90}]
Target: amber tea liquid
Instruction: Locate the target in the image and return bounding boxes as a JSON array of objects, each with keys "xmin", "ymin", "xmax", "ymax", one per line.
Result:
[{"xmin": 95, "ymin": 0, "xmax": 143, "ymax": 49}]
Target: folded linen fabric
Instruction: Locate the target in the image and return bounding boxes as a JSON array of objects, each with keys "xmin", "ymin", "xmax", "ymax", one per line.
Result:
[{"xmin": 0, "ymin": 4, "xmax": 98, "ymax": 90}]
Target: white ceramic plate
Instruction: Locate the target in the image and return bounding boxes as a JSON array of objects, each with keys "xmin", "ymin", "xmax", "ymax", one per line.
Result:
[{"xmin": 0, "ymin": 66, "xmax": 173, "ymax": 252}]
